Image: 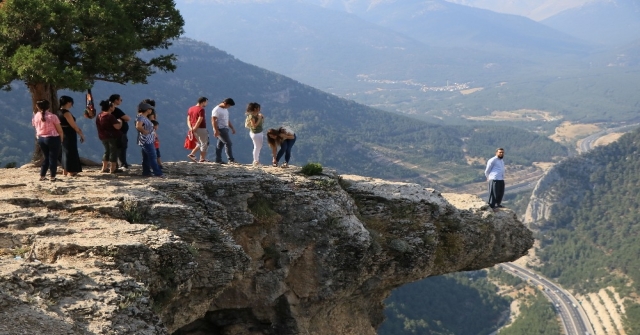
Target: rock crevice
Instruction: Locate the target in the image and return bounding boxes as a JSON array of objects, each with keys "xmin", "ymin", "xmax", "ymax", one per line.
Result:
[{"xmin": 0, "ymin": 163, "xmax": 533, "ymax": 335}]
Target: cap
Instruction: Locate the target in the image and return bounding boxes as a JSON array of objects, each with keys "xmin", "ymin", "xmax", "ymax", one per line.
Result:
[{"xmin": 138, "ymin": 102, "xmax": 155, "ymax": 111}]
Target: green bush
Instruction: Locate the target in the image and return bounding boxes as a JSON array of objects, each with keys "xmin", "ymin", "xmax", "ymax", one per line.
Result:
[{"xmin": 301, "ymin": 162, "xmax": 323, "ymax": 176}]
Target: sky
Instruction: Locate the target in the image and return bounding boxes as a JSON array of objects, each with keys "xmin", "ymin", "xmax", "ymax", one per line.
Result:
[{"xmin": 444, "ymin": 0, "xmax": 598, "ymax": 21}]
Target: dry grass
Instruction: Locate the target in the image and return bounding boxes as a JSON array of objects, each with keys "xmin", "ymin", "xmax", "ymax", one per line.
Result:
[
  {"xmin": 593, "ymin": 133, "xmax": 624, "ymax": 147},
  {"xmin": 549, "ymin": 122, "xmax": 600, "ymax": 143},
  {"xmin": 460, "ymin": 87, "xmax": 483, "ymax": 95},
  {"xmin": 464, "ymin": 109, "xmax": 559, "ymax": 122}
]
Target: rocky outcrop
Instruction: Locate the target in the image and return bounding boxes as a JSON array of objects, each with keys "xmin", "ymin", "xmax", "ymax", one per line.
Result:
[
  {"xmin": 524, "ymin": 155, "xmax": 598, "ymax": 227},
  {"xmin": 0, "ymin": 163, "xmax": 533, "ymax": 335}
]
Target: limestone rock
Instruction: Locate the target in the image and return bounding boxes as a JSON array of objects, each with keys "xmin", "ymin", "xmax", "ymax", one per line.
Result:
[{"xmin": 0, "ymin": 162, "xmax": 533, "ymax": 335}]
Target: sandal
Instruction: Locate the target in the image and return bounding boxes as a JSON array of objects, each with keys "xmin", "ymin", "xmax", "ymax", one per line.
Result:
[
  {"xmin": 39, "ymin": 176, "xmax": 47, "ymax": 181},
  {"xmin": 50, "ymin": 177, "xmax": 58, "ymax": 182},
  {"xmin": 281, "ymin": 162, "xmax": 289, "ymax": 168},
  {"xmin": 187, "ymin": 154, "xmax": 197, "ymax": 163},
  {"xmin": 199, "ymin": 159, "xmax": 209, "ymax": 163}
]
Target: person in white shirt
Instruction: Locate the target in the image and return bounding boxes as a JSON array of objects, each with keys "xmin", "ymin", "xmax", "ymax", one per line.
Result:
[
  {"xmin": 211, "ymin": 98, "xmax": 236, "ymax": 164},
  {"xmin": 485, "ymin": 148, "xmax": 505, "ymax": 211}
]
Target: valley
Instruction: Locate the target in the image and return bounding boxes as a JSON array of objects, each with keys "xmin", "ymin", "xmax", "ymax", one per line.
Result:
[{"xmin": 2, "ymin": 0, "xmax": 640, "ymax": 333}]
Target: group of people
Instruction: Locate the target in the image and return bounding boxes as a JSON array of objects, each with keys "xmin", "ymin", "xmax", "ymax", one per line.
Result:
[
  {"xmin": 31, "ymin": 94, "xmax": 165, "ymax": 181},
  {"xmin": 186, "ymin": 97, "xmax": 297, "ymax": 167},
  {"xmin": 31, "ymin": 95, "xmax": 297, "ymax": 181}
]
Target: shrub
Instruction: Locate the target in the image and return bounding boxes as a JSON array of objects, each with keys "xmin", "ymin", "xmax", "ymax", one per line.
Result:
[{"xmin": 301, "ymin": 162, "xmax": 323, "ymax": 176}]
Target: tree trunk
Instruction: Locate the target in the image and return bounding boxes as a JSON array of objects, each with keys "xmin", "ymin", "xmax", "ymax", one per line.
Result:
[{"xmin": 28, "ymin": 83, "xmax": 59, "ymax": 166}]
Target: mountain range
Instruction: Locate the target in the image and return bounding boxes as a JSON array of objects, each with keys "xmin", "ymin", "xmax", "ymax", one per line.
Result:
[
  {"xmin": 176, "ymin": 0, "xmax": 640, "ymax": 128},
  {"xmin": 542, "ymin": 0, "xmax": 640, "ymax": 46},
  {"xmin": 0, "ymin": 38, "xmax": 566, "ymax": 189}
]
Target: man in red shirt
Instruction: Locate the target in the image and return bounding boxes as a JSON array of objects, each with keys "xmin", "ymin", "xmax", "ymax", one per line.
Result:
[{"xmin": 187, "ymin": 97, "xmax": 209, "ymax": 162}]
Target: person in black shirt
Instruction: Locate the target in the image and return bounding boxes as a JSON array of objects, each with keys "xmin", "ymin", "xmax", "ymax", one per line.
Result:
[
  {"xmin": 57, "ymin": 96, "xmax": 85, "ymax": 176},
  {"xmin": 109, "ymin": 94, "xmax": 131, "ymax": 170}
]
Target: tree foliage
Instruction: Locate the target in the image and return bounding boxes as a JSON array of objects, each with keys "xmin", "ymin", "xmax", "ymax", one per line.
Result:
[
  {"xmin": 531, "ymin": 127, "xmax": 640, "ymax": 334},
  {"xmin": 498, "ymin": 292, "xmax": 562, "ymax": 335},
  {"xmin": 379, "ymin": 271, "xmax": 510, "ymax": 335},
  {"xmin": 0, "ymin": 0, "xmax": 184, "ymax": 98}
]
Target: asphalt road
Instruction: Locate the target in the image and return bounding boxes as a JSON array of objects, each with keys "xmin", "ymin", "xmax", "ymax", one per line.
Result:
[
  {"xmin": 499, "ymin": 263, "xmax": 595, "ymax": 335},
  {"xmin": 578, "ymin": 124, "xmax": 640, "ymax": 154}
]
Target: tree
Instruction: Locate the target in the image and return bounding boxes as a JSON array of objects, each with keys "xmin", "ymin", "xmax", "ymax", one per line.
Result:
[{"xmin": 0, "ymin": 0, "xmax": 184, "ymax": 161}]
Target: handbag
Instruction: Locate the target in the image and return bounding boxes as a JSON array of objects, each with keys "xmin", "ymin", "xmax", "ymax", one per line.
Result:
[{"xmin": 184, "ymin": 131, "xmax": 197, "ymax": 150}]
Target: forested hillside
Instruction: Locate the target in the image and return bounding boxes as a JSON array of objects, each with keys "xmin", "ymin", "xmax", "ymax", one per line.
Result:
[
  {"xmin": 0, "ymin": 39, "xmax": 565, "ymax": 186},
  {"xmin": 532, "ymin": 127, "xmax": 640, "ymax": 334},
  {"xmin": 379, "ymin": 271, "xmax": 510, "ymax": 335}
]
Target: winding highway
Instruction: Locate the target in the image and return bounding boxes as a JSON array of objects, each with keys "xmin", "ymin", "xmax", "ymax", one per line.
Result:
[
  {"xmin": 499, "ymin": 263, "xmax": 594, "ymax": 335},
  {"xmin": 577, "ymin": 124, "xmax": 640, "ymax": 153}
]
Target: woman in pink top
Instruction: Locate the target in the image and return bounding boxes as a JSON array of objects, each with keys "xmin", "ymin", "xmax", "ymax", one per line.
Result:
[{"xmin": 32, "ymin": 100, "xmax": 64, "ymax": 181}]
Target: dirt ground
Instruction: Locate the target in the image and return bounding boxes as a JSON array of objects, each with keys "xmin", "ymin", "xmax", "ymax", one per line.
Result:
[
  {"xmin": 577, "ymin": 288, "xmax": 628, "ymax": 335},
  {"xmin": 549, "ymin": 122, "xmax": 600, "ymax": 143},
  {"xmin": 460, "ymin": 88, "xmax": 483, "ymax": 95},
  {"xmin": 464, "ymin": 109, "xmax": 560, "ymax": 122},
  {"xmin": 592, "ymin": 133, "xmax": 624, "ymax": 147}
]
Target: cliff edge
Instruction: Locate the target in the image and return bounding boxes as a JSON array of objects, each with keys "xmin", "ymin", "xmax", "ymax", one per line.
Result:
[{"xmin": 0, "ymin": 163, "xmax": 533, "ymax": 335}]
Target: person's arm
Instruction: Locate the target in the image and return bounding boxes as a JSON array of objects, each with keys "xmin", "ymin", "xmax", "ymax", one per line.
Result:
[
  {"xmin": 187, "ymin": 115, "xmax": 192, "ymax": 131},
  {"xmin": 55, "ymin": 123, "xmax": 64, "ymax": 142},
  {"xmin": 229, "ymin": 120, "xmax": 235, "ymax": 134},
  {"xmin": 250, "ymin": 114, "xmax": 264, "ymax": 128},
  {"xmin": 135, "ymin": 120, "xmax": 149, "ymax": 134},
  {"xmin": 64, "ymin": 112, "xmax": 85, "ymax": 143},
  {"xmin": 272, "ymin": 145, "xmax": 277, "ymax": 163},
  {"xmin": 113, "ymin": 119, "xmax": 123, "ymax": 130},
  {"xmin": 485, "ymin": 158, "xmax": 494, "ymax": 180},
  {"xmin": 212, "ymin": 116, "xmax": 220, "ymax": 137},
  {"xmin": 193, "ymin": 116, "xmax": 203, "ymax": 130},
  {"xmin": 280, "ymin": 132, "xmax": 295, "ymax": 140},
  {"xmin": 120, "ymin": 114, "xmax": 131, "ymax": 122}
]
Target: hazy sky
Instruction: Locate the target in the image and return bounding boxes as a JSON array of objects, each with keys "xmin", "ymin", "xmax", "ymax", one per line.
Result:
[{"xmin": 444, "ymin": 0, "xmax": 598, "ymax": 21}]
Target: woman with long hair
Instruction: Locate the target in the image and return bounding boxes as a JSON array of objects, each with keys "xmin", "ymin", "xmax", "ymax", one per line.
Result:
[
  {"xmin": 245, "ymin": 102, "xmax": 264, "ymax": 166},
  {"xmin": 266, "ymin": 126, "xmax": 296, "ymax": 168},
  {"xmin": 95, "ymin": 100, "xmax": 123, "ymax": 174},
  {"xmin": 32, "ymin": 100, "xmax": 64, "ymax": 181},
  {"xmin": 57, "ymin": 96, "xmax": 85, "ymax": 176}
]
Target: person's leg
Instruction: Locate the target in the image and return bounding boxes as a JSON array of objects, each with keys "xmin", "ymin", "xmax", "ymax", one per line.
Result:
[
  {"xmin": 487, "ymin": 180, "xmax": 497, "ymax": 208},
  {"xmin": 107, "ymin": 138, "xmax": 119, "ymax": 173},
  {"xmin": 276, "ymin": 143, "xmax": 286, "ymax": 163},
  {"xmin": 47, "ymin": 137, "xmax": 61, "ymax": 179},
  {"xmin": 156, "ymin": 148, "xmax": 162, "ymax": 168},
  {"xmin": 215, "ymin": 130, "xmax": 225, "ymax": 163},
  {"xmin": 142, "ymin": 142, "xmax": 163, "ymax": 176},
  {"xmin": 195, "ymin": 128, "xmax": 208, "ymax": 161},
  {"xmin": 284, "ymin": 135, "xmax": 296, "ymax": 164},
  {"xmin": 496, "ymin": 180, "xmax": 505, "ymax": 206},
  {"xmin": 250, "ymin": 132, "xmax": 263, "ymax": 163},
  {"xmin": 118, "ymin": 133, "xmax": 129, "ymax": 168},
  {"xmin": 101, "ymin": 140, "xmax": 110, "ymax": 172},
  {"xmin": 217, "ymin": 128, "xmax": 234, "ymax": 162},
  {"xmin": 141, "ymin": 146, "xmax": 151, "ymax": 176},
  {"xmin": 37, "ymin": 137, "xmax": 49, "ymax": 178}
]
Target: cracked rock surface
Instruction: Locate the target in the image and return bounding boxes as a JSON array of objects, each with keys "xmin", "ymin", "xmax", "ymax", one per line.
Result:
[{"xmin": 0, "ymin": 162, "xmax": 533, "ymax": 335}]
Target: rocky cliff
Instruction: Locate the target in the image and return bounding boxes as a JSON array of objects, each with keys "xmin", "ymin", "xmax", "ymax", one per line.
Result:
[
  {"xmin": 0, "ymin": 163, "xmax": 533, "ymax": 335},
  {"xmin": 524, "ymin": 155, "xmax": 598, "ymax": 227}
]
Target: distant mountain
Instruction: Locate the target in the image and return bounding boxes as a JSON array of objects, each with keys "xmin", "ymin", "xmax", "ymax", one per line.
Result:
[
  {"xmin": 1, "ymin": 39, "xmax": 564, "ymax": 187},
  {"xmin": 542, "ymin": 0, "xmax": 640, "ymax": 46},
  {"xmin": 329, "ymin": 0, "xmax": 594, "ymax": 55},
  {"xmin": 177, "ymin": 0, "xmax": 513, "ymax": 95},
  {"xmin": 443, "ymin": 0, "xmax": 593, "ymax": 21}
]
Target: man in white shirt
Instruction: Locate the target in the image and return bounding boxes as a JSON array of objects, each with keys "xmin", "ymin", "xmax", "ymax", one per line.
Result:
[
  {"xmin": 485, "ymin": 148, "xmax": 505, "ymax": 211},
  {"xmin": 211, "ymin": 98, "xmax": 236, "ymax": 164}
]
